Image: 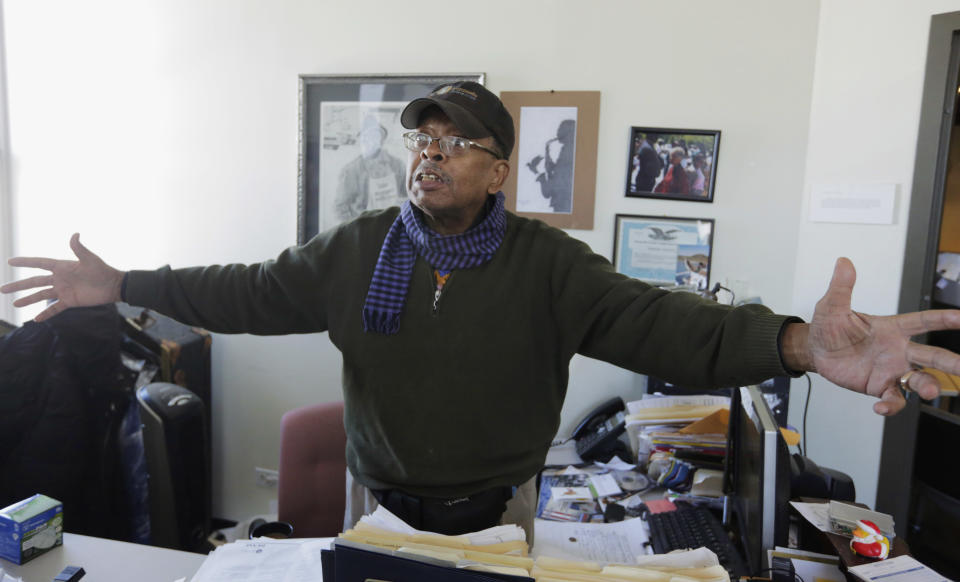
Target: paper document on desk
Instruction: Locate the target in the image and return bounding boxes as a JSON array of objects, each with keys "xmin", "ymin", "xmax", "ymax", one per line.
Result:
[
  {"xmin": 790, "ymin": 500, "xmax": 833, "ymax": 532},
  {"xmin": 847, "ymin": 555, "xmax": 949, "ymax": 582},
  {"xmin": 190, "ymin": 538, "xmax": 332, "ymax": 582},
  {"xmin": 532, "ymin": 517, "xmax": 649, "ymax": 564},
  {"xmin": 591, "ymin": 456, "xmax": 636, "ymax": 471}
]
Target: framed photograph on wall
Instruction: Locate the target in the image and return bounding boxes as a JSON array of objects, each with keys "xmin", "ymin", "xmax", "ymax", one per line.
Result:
[
  {"xmin": 625, "ymin": 127, "xmax": 720, "ymax": 203},
  {"xmin": 297, "ymin": 73, "xmax": 485, "ymax": 244},
  {"xmin": 612, "ymin": 214, "xmax": 715, "ymax": 290},
  {"xmin": 500, "ymin": 91, "xmax": 601, "ymax": 230}
]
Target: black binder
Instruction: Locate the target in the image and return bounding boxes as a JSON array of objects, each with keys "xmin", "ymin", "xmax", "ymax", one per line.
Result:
[{"xmin": 324, "ymin": 540, "xmax": 533, "ymax": 582}]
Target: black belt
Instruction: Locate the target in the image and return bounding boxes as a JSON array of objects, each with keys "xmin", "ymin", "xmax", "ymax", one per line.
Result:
[{"xmin": 371, "ymin": 486, "xmax": 514, "ymax": 535}]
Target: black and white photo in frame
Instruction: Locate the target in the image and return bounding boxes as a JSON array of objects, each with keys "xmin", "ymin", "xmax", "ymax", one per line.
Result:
[
  {"xmin": 516, "ymin": 106, "xmax": 577, "ymax": 215},
  {"xmin": 500, "ymin": 90, "xmax": 599, "ymax": 230},
  {"xmin": 319, "ymin": 102, "xmax": 407, "ymax": 232},
  {"xmin": 297, "ymin": 74, "xmax": 485, "ymax": 244}
]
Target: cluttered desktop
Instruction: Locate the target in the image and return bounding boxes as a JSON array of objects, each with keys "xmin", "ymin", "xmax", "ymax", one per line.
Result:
[
  {"xmin": 533, "ymin": 382, "xmax": 933, "ymax": 582},
  {"xmin": 537, "ymin": 385, "xmax": 785, "ymax": 579}
]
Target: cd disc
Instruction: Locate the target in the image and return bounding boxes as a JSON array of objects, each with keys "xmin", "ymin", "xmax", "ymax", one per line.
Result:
[{"xmin": 614, "ymin": 470, "xmax": 650, "ymax": 492}]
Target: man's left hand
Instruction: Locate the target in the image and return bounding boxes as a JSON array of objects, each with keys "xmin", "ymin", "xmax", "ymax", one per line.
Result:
[{"xmin": 782, "ymin": 257, "xmax": 960, "ymax": 415}]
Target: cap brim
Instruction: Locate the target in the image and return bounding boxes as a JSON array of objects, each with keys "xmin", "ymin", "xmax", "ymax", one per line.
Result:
[{"xmin": 400, "ymin": 97, "xmax": 491, "ymax": 139}]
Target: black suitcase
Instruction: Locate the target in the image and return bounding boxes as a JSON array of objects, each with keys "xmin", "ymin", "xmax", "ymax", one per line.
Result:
[
  {"xmin": 115, "ymin": 303, "xmax": 212, "ymax": 427},
  {"xmin": 115, "ymin": 304, "xmax": 216, "ymax": 547},
  {"xmin": 136, "ymin": 382, "xmax": 211, "ymax": 552}
]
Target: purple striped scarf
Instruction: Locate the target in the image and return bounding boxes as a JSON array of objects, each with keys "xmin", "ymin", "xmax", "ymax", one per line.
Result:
[{"xmin": 362, "ymin": 192, "xmax": 507, "ymax": 334}]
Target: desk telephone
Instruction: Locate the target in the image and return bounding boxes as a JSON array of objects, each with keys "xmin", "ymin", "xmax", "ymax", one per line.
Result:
[{"xmin": 572, "ymin": 397, "xmax": 629, "ymax": 462}]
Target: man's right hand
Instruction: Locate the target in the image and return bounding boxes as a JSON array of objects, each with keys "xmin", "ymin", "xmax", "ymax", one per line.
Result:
[{"xmin": 1, "ymin": 233, "xmax": 125, "ymax": 322}]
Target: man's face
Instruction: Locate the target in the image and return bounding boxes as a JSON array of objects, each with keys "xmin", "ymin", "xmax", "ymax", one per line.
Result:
[{"xmin": 406, "ymin": 111, "xmax": 508, "ymax": 234}]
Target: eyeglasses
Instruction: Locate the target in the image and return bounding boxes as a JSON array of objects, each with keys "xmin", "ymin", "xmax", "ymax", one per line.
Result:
[{"xmin": 402, "ymin": 131, "xmax": 503, "ymax": 159}]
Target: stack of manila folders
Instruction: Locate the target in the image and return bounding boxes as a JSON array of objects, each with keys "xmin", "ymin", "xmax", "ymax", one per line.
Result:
[
  {"xmin": 190, "ymin": 505, "xmax": 732, "ymax": 582},
  {"xmin": 626, "ymin": 394, "xmax": 801, "ymax": 470}
]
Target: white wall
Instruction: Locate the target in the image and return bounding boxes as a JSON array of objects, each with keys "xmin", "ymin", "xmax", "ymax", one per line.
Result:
[
  {"xmin": 789, "ymin": 0, "xmax": 960, "ymax": 508},
  {"xmin": 3, "ymin": 0, "xmax": 822, "ymax": 520},
  {"xmin": 0, "ymin": 2, "xmax": 12, "ymax": 326}
]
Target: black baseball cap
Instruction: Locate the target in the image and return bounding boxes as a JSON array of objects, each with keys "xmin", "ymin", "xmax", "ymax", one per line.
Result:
[{"xmin": 400, "ymin": 81, "xmax": 515, "ymax": 159}]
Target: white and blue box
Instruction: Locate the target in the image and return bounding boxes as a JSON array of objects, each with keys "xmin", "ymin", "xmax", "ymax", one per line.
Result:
[{"xmin": 0, "ymin": 494, "xmax": 63, "ymax": 564}]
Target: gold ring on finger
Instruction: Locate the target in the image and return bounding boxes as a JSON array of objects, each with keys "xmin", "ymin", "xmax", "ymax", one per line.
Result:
[{"xmin": 899, "ymin": 369, "xmax": 918, "ymax": 392}]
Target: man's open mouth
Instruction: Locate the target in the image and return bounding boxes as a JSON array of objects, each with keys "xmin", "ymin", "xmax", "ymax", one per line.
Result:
[{"xmin": 417, "ymin": 172, "xmax": 441, "ymax": 182}]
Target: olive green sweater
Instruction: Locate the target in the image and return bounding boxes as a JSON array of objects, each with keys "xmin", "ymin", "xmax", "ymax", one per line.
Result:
[{"xmin": 126, "ymin": 207, "xmax": 796, "ymax": 497}]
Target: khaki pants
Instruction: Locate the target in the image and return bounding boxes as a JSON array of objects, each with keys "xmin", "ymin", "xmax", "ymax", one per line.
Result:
[{"xmin": 343, "ymin": 469, "xmax": 538, "ymax": 546}]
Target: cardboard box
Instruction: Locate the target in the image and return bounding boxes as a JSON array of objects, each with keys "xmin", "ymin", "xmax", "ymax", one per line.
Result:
[{"xmin": 0, "ymin": 494, "xmax": 63, "ymax": 564}]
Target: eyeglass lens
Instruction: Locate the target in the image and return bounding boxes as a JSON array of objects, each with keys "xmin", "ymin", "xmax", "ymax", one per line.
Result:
[{"xmin": 403, "ymin": 133, "xmax": 472, "ymax": 157}]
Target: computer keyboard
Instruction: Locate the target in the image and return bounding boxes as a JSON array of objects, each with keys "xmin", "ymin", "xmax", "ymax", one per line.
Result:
[{"xmin": 645, "ymin": 505, "xmax": 748, "ymax": 579}]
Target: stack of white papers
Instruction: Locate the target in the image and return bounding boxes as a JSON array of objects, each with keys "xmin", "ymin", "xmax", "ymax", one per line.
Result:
[
  {"xmin": 190, "ymin": 538, "xmax": 332, "ymax": 582},
  {"xmin": 626, "ymin": 395, "xmax": 730, "ymax": 425}
]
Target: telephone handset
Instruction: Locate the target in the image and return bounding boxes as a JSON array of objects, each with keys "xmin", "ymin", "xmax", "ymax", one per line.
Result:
[{"xmin": 571, "ymin": 397, "xmax": 629, "ymax": 462}]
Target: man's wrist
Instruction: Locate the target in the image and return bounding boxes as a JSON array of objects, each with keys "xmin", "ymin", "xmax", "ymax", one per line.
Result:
[
  {"xmin": 781, "ymin": 322, "xmax": 815, "ymax": 373},
  {"xmin": 114, "ymin": 270, "xmax": 128, "ymax": 302}
]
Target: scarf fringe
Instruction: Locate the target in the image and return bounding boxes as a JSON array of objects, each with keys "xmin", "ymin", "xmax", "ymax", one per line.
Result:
[{"xmin": 362, "ymin": 307, "xmax": 402, "ymax": 335}]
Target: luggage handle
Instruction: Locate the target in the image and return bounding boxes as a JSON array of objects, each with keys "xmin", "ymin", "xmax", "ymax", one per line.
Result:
[{"xmin": 125, "ymin": 309, "xmax": 157, "ymax": 332}]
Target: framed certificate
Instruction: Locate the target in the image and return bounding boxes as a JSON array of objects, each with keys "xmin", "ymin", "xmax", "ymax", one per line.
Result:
[{"xmin": 612, "ymin": 214, "xmax": 715, "ymax": 290}]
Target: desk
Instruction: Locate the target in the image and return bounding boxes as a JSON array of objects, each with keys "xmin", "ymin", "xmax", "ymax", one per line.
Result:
[{"xmin": 1, "ymin": 533, "xmax": 207, "ymax": 582}]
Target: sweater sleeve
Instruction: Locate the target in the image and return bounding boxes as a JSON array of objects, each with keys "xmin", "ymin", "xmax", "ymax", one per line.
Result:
[
  {"xmin": 549, "ymin": 229, "xmax": 799, "ymax": 389},
  {"xmin": 123, "ymin": 227, "xmax": 349, "ymax": 335}
]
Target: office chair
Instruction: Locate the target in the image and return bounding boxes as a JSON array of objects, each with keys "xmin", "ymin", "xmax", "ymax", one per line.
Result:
[{"xmin": 277, "ymin": 401, "xmax": 347, "ymax": 537}]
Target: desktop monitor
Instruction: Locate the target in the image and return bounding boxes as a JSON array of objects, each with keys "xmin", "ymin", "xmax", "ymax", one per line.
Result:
[{"xmin": 723, "ymin": 385, "xmax": 791, "ymax": 576}]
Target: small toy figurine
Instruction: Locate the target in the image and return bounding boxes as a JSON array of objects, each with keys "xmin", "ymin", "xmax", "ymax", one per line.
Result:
[{"xmin": 849, "ymin": 519, "xmax": 891, "ymax": 559}]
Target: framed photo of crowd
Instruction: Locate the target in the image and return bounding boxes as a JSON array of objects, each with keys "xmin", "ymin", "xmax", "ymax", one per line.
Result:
[
  {"xmin": 624, "ymin": 127, "xmax": 720, "ymax": 203},
  {"xmin": 612, "ymin": 214, "xmax": 715, "ymax": 291},
  {"xmin": 500, "ymin": 91, "xmax": 601, "ymax": 230},
  {"xmin": 297, "ymin": 73, "xmax": 485, "ymax": 244}
]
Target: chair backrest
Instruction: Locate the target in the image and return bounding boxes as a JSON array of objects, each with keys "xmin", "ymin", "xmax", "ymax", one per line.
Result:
[{"xmin": 278, "ymin": 401, "xmax": 346, "ymax": 537}]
